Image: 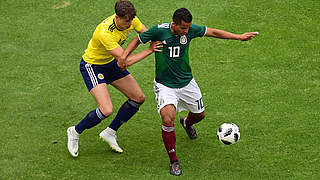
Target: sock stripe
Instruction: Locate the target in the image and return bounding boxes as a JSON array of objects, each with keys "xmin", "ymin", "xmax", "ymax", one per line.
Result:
[
  {"xmin": 127, "ymin": 99, "xmax": 142, "ymax": 109},
  {"xmin": 96, "ymin": 108, "xmax": 106, "ymax": 120},
  {"xmin": 162, "ymin": 125, "xmax": 174, "ymax": 132}
]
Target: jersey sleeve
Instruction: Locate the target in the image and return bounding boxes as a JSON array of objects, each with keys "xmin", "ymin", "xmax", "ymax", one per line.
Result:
[
  {"xmin": 190, "ymin": 24, "xmax": 207, "ymax": 38},
  {"xmin": 138, "ymin": 25, "xmax": 158, "ymax": 44},
  {"xmin": 132, "ymin": 16, "xmax": 143, "ymax": 33},
  {"xmin": 99, "ymin": 31, "xmax": 119, "ymax": 51}
]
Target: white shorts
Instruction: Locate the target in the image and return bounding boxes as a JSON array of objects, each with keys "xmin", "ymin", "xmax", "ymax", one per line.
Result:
[{"xmin": 153, "ymin": 79, "xmax": 205, "ymax": 114}]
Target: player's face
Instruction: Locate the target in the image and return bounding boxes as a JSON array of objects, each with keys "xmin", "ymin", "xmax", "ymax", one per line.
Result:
[
  {"xmin": 172, "ymin": 20, "xmax": 191, "ymax": 36},
  {"xmin": 116, "ymin": 16, "xmax": 133, "ymax": 30}
]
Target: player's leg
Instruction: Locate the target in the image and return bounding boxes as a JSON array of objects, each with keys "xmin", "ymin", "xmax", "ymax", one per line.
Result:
[
  {"xmin": 99, "ymin": 60, "xmax": 144, "ymax": 152},
  {"xmin": 180, "ymin": 111, "xmax": 205, "ymax": 139},
  {"xmin": 179, "ymin": 79, "xmax": 205, "ymax": 139},
  {"xmin": 154, "ymin": 80, "xmax": 181, "ymax": 176},
  {"xmin": 75, "ymin": 62, "xmax": 113, "ymax": 134},
  {"xmin": 68, "ymin": 84, "xmax": 112, "ymax": 157},
  {"xmin": 109, "ymin": 74, "xmax": 145, "ymax": 131},
  {"xmin": 182, "ymin": 111, "xmax": 205, "ymax": 129},
  {"xmin": 76, "ymin": 83, "xmax": 113, "ymax": 133},
  {"xmin": 160, "ymin": 105, "xmax": 181, "ymax": 176},
  {"xmin": 68, "ymin": 60, "xmax": 112, "ymax": 157},
  {"xmin": 100, "ymin": 74, "xmax": 144, "ymax": 153}
]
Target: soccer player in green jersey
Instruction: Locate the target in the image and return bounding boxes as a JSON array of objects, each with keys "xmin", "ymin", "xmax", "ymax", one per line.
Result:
[
  {"xmin": 67, "ymin": 0, "xmax": 162, "ymax": 157},
  {"xmin": 120, "ymin": 8, "xmax": 258, "ymax": 176}
]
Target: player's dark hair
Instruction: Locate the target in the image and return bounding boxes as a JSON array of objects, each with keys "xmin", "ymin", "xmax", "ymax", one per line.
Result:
[
  {"xmin": 173, "ymin": 8, "xmax": 192, "ymax": 25},
  {"xmin": 115, "ymin": 0, "xmax": 136, "ymax": 20}
]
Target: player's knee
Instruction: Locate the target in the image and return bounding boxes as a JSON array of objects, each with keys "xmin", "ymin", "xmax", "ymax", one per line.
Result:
[
  {"xmin": 162, "ymin": 117, "xmax": 175, "ymax": 127},
  {"xmin": 133, "ymin": 93, "xmax": 145, "ymax": 104},
  {"xmin": 138, "ymin": 93, "xmax": 146, "ymax": 104},
  {"xmin": 140, "ymin": 94, "xmax": 146, "ymax": 103},
  {"xmin": 99, "ymin": 106, "xmax": 113, "ymax": 117},
  {"xmin": 163, "ymin": 121, "xmax": 174, "ymax": 127}
]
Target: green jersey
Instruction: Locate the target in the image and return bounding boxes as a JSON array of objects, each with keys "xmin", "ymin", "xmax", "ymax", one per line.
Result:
[{"xmin": 139, "ymin": 23, "xmax": 206, "ymax": 88}]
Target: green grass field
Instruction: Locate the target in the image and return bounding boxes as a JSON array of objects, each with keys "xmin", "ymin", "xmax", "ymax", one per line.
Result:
[{"xmin": 1, "ymin": 0, "xmax": 319, "ymax": 179}]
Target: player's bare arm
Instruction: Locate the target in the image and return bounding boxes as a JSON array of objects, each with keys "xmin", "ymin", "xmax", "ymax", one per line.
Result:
[
  {"xmin": 119, "ymin": 23, "xmax": 147, "ymax": 61},
  {"xmin": 119, "ymin": 36, "xmax": 141, "ymax": 64},
  {"xmin": 205, "ymin": 27, "xmax": 259, "ymax": 41},
  {"xmin": 111, "ymin": 41, "xmax": 162, "ymax": 69},
  {"xmin": 125, "ymin": 41, "xmax": 162, "ymax": 67},
  {"xmin": 109, "ymin": 46, "xmax": 126, "ymax": 61},
  {"xmin": 116, "ymin": 24, "xmax": 147, "ymax": 69}
]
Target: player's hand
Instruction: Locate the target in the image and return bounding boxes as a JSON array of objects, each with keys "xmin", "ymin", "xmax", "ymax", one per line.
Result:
[
  {"xmin": 117, "ymin": 59, "xmax": 128, "ymax": 70},
  {"xmin": 238, "ymin": 32, "xmax": 259, "ymax": 41},
  {"xmin": 148, "ymin": 41, "xmax": 163, "ymax": 52}
]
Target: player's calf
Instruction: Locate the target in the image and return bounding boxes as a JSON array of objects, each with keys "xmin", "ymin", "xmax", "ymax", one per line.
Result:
[
  {"xmin": 108, "ymin": 99, "xmax": 142, "ymax": 131},
  {"xmin": 185, "ymin": 111, "xmax": 205, "ymax": 127},
  {"xmin": 180, "ymin": 117, "xmax": 197, "ymax": 139}
]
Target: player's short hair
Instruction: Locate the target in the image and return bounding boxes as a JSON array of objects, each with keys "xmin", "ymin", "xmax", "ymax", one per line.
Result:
[
  {"xmin": 173, "ymin": 8, "xmax": 192, "ymax": 25},
  {"xmin": 115, "ymin": 0, "xmax": 136, "ymax": 20}
]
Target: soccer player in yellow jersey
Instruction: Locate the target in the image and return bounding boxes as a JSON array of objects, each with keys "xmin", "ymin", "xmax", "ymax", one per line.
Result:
[{"xmin": 67, "ymin": 0, "xmax": 162, "ymax": 157}]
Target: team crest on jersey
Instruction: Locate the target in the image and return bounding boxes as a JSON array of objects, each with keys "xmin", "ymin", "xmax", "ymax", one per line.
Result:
[
  {"xmin": 180, "ymin": 35, "xmax": 187, "ymax": 44},
  {"xmin": 98, "ymin": 73, "xmax": 104, "ymax": 80}
]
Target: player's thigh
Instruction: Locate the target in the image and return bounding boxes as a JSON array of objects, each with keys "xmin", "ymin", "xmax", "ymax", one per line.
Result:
[
  {"xmin": 89, "ymin": 83, "xmax": 113, "ymax": 116},
  {"xmin": 153, "ymin": 80, "xmax": 179, "ymax": 114},
  {"xmin": 160, "ymin": 104, "xmax": 176, "ymax": 127},
  {"xmin": 179, "ymin": 79, "xmax": 205, "ymax": 113},
  {"xmin": 111, "ymin": 74, "xmax": 145, "ymax": 103},
  {"xmin": 80, "ymin": 60, "xmax": 113, "ymax": 115}
]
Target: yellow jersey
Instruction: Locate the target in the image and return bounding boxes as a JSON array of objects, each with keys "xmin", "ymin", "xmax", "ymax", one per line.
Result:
[{"xmin": 82, "ymin": 14, "xmax": 143, "ymax": 65}]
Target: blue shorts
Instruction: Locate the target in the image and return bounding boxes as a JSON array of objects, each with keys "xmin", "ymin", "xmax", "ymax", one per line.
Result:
[{"xmin": 80, "ymin": 59, "xmax": 130, "ymax": 91}]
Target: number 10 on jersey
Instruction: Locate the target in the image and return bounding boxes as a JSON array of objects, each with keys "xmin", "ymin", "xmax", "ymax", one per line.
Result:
[{"xmin": 168, "ymin": 46, "xmax": 180, "ymax": 58}]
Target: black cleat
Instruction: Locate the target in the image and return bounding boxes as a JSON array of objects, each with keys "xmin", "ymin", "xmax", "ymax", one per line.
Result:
[
  {"xmin": 170, "ymin": 161, "xmax": 182, "ymax": 176},
  {"xmin": 180, "ymin": 117, "xmax": 197, "ymax": 139}
]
